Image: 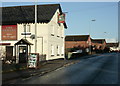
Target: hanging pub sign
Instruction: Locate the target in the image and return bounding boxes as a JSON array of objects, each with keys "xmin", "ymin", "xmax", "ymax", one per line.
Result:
[
  {"xmin": 58, "ymin": 13, "xmax": 65, "ymax": 23},
  {"xmin": 2, "ymin": 25, "xmax": 17, "ymax": 40},
  {"xmin": 27, "ymin": 53, "xmax": 39, "ymax": 69}
]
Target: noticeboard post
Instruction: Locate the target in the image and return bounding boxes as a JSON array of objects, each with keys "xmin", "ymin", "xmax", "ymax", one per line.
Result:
[{"xmin": 27, "ymin": 53, "xmax": 39, "ymax": 69}]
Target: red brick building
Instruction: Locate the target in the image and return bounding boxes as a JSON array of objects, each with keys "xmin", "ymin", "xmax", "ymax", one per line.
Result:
[
  {"xmin": 91, "ymin": 39, "xmax": 106, "ymax": 50},
  {"xmin": 65, "ymin": 35, "xmax": 91, "ymax": 50}
]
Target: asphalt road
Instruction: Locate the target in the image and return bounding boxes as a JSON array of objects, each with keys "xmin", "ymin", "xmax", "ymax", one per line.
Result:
[{"xmin": 9, "ymin": 53, "xmax": 119, "ymax": 84}]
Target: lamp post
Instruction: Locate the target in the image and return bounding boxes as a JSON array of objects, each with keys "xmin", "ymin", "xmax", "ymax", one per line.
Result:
[
  {"xmin": 104, "ymin": 32, "xmax": 107, "ymax": 39},
  {"xmin": 89, "ymin": 19, "xmax": 96, "ymax": 54},
  {"xmin": 89, "ymin": 19, "xmax": 96, "ymax": 35},
  {"xmin": 104, "ymin": 32, "xmax": 109, "ymax": 43}
]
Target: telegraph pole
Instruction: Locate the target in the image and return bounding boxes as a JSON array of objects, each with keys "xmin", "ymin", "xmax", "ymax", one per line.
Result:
[
  {"xmin": 35, "ymin": 0, "xmax": 37, "ymax": 53},
  {"xmin": 89, "ymin": 19, "xmax": 96, "ymax": 54}
]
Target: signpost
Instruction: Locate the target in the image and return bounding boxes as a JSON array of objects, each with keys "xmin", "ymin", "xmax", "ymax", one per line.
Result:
[{"xmin": 27, "ymin": 53, "xmax": 39, "ymax": 69}]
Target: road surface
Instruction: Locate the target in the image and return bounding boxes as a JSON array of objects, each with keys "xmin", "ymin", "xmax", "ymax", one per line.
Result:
[{"xmin": 6, "ymin": 53, "xmax": 119, "ymax": 84}]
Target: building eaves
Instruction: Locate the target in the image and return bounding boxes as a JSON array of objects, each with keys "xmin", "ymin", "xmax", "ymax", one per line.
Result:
[{"xmin": 1, "ymin": 4, "xmax": 67, "ymax": 28}]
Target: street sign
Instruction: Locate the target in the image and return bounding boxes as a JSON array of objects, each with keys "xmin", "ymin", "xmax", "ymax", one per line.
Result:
[{"xmin": 27, "ymin": 53, "xmax": 39, "ymax": 69}]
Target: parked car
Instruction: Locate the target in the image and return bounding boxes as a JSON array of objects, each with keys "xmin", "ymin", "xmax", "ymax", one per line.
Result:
[{"xmin": 72, "ymin": 50, "xmax": 83, "ymax": 54}]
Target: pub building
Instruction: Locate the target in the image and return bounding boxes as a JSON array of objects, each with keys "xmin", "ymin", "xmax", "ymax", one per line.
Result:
[{"xmin": 0, "ymin": 4, "xmax": 67, "ymax": 64}]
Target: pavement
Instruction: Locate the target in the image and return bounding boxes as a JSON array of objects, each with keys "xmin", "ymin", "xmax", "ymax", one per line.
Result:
[{"xmin": 2, "ymin": 54, "xmax": 100, "ymax": 84}]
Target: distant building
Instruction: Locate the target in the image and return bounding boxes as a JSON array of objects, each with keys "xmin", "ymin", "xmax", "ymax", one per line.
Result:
[
  {"xmin": 65, "ymin": 35, "xmax": 91, "ymax": 52},
  {"xmin": 0, "ymin": 4, "xmax": 67, "ymax": 63},
  {"xmin": 106, "ymin": 42, "xmax": 119, "ymax": 52},
  {"xmin": 91, "ymin": 39, "xmax": 106, "ymax": 50}
]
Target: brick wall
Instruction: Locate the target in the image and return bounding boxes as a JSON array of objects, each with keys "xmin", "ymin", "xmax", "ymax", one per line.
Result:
[
  {"xmin": 92, "ymin": 41, "xmax": 106, "ymax": 50},
  {"xmin": 65, "ymin": 41, "xmax": 89, "ymax": 49}
]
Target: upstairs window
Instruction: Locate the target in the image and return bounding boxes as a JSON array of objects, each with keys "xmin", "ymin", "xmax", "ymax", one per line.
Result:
[
  {"xmin": 23, "ymin": 24, "xmax": 26, "ymax": 32},
  {"xmin": 51, "ymin": 25, "xmax": 54, "ymax": 36},
  {"xmin": 23, "ymin": 24, "xmax": 31, "ymax": 32},
  {"xmin": 27, "ymin": 25, "xmax": 30, "ymax": 32},
  {"xmin": 57, "ymin": 27, "xmax": 60, "ymax": 37},
  {"xmin": 22, "ymin": 24, "xmax": 31, "ymax": 36}
]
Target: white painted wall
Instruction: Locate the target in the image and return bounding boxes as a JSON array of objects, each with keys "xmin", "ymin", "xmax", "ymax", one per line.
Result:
[
  {"xmin": 47, "ymin": 9, "xmax": 65, "ymax": 60},
  {"xmin": 0, "ymin": 8, "xmax": 65, "ymax": 61}
]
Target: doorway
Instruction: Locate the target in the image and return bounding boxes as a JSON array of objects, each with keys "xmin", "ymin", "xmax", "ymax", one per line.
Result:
[
  {"xmin": 14, "ymin": 39, "xmax": 33, "ymax": 63},
  {"xmin": 19, "ymin": 46, "xmax": 27, "ymax": 63}
]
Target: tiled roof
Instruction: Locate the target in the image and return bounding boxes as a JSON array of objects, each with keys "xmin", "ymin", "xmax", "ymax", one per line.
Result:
[
  {"xmin": 92, "ymin": 39, "xmax": 106, "ymax": 44},
  {"xmin": 65, "ymin": 35, "xmax": 90, "ymax": 41},
  {"xmin": 1, "ymin": 4, "xmax": 67, "ymax": 28},
  {"xmin": 106, "ymin": 43, "xmax": 119, "ymax": 47},
  {"xmin": 15, "ymin": 39, "xmax": 33, "ymax": 45}
]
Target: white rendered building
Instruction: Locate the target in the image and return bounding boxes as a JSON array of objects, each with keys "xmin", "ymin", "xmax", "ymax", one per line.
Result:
[{"xmin": 0, "ymin": 4, "xmax": 67, "ymax": 63}]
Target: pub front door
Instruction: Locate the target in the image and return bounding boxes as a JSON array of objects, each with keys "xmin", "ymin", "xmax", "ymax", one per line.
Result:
[
  {"xmin": 14, "ymin": 39, "xmax": 33, "ymax": 64},
  {"xmin": 19, "ymin": 46, "xmax": 27, "ymax": 63}
]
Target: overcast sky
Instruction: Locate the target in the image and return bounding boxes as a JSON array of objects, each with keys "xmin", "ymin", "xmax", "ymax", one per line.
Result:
[{"xmin": 0, "ymin": 1, "xmax": 119, "ymax": 43}]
